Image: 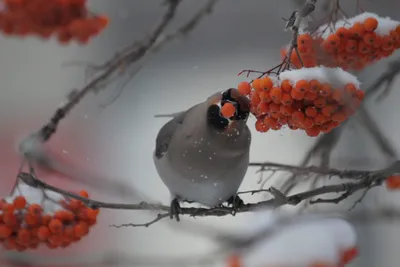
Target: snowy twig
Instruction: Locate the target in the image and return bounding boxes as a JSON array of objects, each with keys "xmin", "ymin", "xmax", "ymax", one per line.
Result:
[
  {"xmin": 283, "ymin": 0, "xmax": 317, "ymax": 70},
  {"xmin": 15, "ymin": 160, "xmax": 400, "ymax": 227},
  {"xmin": 4, "ymin": 207, "xmax": 400, "ymax": 267}
]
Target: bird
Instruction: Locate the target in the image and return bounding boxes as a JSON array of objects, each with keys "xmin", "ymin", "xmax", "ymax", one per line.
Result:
[{"xmin": 153, "ymin": 88, "xmax": 252, "ymax": 220}]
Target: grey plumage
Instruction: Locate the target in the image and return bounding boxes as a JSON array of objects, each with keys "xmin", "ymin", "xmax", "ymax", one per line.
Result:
[{"xmin": 153, "ymin": 90, "xmax": 251, "ymax": 207}]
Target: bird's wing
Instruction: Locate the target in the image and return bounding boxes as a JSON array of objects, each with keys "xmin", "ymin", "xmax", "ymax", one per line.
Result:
[
  {"xmin": 154, "ymin": 111, "xmax": 187, "ymax": 159},
  {"xmin": 154, "ymin": 103, "xmax": 205, "ymax": 159}
]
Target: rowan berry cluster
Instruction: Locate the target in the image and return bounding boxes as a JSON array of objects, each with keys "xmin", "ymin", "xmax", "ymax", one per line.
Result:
[
  {"xmin": 0, "ymin": 186, "xmax": 99, "ymax": 251},
  {"xmin": 237, "ymin": 67, "xmax": 364, "ymax": 136},
  {"xmin": 281, "ymin": 12, "xmax": 400, "ymax": 71},
  {"xmin": 0, "ymin": 0, "xmax": 108, "ymax": 44}
]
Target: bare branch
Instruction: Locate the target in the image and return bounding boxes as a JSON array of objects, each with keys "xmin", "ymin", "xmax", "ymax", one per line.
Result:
[
  {"xmin": 32, "ymin": 0, "xmax": 183, "ymax": 144},
  {"xmin": 14, "ymin": 160, "xmax": 400, "ymax": 227}
]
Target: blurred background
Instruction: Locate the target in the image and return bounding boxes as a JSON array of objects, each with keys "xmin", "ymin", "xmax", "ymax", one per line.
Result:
[{"xmin": 0, "ymin": 0, "xmax": 400, "ymax": 266}]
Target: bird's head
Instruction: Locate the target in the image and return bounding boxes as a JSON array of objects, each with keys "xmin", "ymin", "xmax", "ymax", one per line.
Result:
[{"xmin": 206, "ymin": 88, "xmax": 250, "ymax": 132}]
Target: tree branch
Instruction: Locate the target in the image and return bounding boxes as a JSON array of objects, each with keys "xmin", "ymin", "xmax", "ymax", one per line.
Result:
[{"xmin": 14, "ymin": 160, "xmax": 400, "ymax": 227}]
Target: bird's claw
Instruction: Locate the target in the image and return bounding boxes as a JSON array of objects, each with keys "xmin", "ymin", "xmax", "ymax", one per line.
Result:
[
  {"xmin": 226, "ymin": 195, "xmax": 244, "ymax": 213},
  {"xmin": 170, "ymin": 198, "xmax": 182, "ymax": 222}
]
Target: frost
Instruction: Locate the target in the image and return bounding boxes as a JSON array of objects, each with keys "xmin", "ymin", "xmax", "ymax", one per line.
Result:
[
  {"xmin": 318, "ymin": 12, "xmax": 400, "ymax": 39},
  {"xmin": 3, "ymin": 181, "xmax": 66, "ymax": 215},
  {"xmin": 279, "ymin": 66, "xmax": 361, "ymax": 88}
]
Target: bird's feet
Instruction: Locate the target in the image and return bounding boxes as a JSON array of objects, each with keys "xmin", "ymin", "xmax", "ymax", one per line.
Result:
[
  {"xmin": 226, "ymin": 195, "xmax": 244, "ymax": 213},
  {"xmin": 170, "ymin": 198, "xmax": 182, "ymax": 222}
]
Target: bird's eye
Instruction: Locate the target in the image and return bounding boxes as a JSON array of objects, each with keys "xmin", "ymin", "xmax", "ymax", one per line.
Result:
[{"xmin": 207, "ymin": 104, "xmax": 229, "ymax": 130}]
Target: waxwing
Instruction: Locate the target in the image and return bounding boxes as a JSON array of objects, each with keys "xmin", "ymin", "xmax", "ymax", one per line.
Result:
[{"xmin": 153, "ymin": 88, "xmax": 252, "ymax": 220}]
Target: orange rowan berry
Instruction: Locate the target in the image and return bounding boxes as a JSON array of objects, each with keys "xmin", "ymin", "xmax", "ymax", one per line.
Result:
[
  {"xmin": 281, "ymin": 93, "xmax": 293, "ymax": 105},
  {"xmin": 350, "ymin": 22, "xmax": 365, "ymax": 38},
  {"xmin": 346, "ymin": 39, "xmax": 358, "ymax": 53},
  {"xmin": 304, "ymin": 91, "xmax": 318, "ymax": 101},
  {"xmin": 292, "ymin": 111, "xmax": 305, "ymax": 122},
  {"xmin": 373, "ymin": 35, "xmax": 383, "ymax": 48},
  {"xmin": 381, "ymin": 36, "xmax": 394, "ymax": 51},
  {"xmin": 298, "ymin": 33, "xmax": 313, "ymax": 46},
  {"xmin": 332, "ymin": 89, "xmax": 344, "ymax": 103},
  {"xmin": 301, "ymin": 117, "xmax": 314, "ymax": 128},
  {"xmin": 268, "ymin": 102, "xmax": 280, "ymax": 114},
  {"xmin": 259, "ymin": 91, "xmax": 271, "ymax": 102},
  {"xmin": 386, "ymin": 175, "xmax": 400, "ymax": 189},
  {"xmin": 263, "ymin": 117, "xmax": 279, "ymax": 129},
  {"xmin": 0, "ymin": 224, "xmax": 12, "ymax": 239},
  {"xmin": 358, "ymin": 41, "xmax": 371, "ymax": 54},
  {"xmin": 64, "ymin": 226, "xmax": 75, "ymax": 239},
  {"xmin": 96, "ymin": 15, "xmax": 109, "ymax": 28},
  {"xmin": 270, "ymin": 87, "xmax": 282, "ymax": 102},
  {"xmin": 227, "ymin": 254, "xmax": 242, "ymax": 267},
  {"xmin": 261, "ymin": 77, "xmax": 273, "ymax": 90},
  {"xmin": 341, "ymin": 247, "xmax": 359, "ymax": 264},
  {"xmin": 314, "ymin": 97, "xmax": 326, "ymax": 108},
  {"xmin": 320, "ymin": 83, "xmax": 332, "ymax": 97},
  {"xmin": 13, "ymin": 196, "xmax": 26, "ymax": 210},
  {"xmin": 326, "ymin": 34, "xmax": 340, "ymax": 48},
  {"xmin": 3, "ymin": 213, "xmax": 17, "ymax": 227},
  {"xmin": 280, "ymin": 105, "xmax": 294, "ymax": 116},
  {"xmin": 27, "ymin": 204, "xmax": 42, "ymax": 216},
  {"xmin": 250, "ymin": 92, "xmax": 261, "ymax": 106},
  {"xmin": 17, "ymin": 228, "xmax": 30, "ymax": 244},
  {"xmin": 332, "ymin": 110, "xmax": 347, "ymax": 122},
  {"xmin": 305, "ymin": 107, "xmax": 317, "ymax": 117},
  {"xmin": 49, "ymin": 219, "xmax": 63, "ymax": 234},
  {"xmin": 74, "ymin": 221, "xmax": 89, "ymax": 237},
  {"xmin": 54, "ymin": 210, "xmax": 75, "ymax": 222},
  {"xmin": 321, "ymin": 105, "xmax": 337, "ymax": 117},
  {"xmin": 309, "ymin": 79, "xmax": 321, "ymax": 93},
  {"xmin": 41, "ymin": 214, "xmax": 51, "ymax": 226},
  {"xmin": 25, "ymin": 214, "xmax": 40, "ymax": 227},
  {"xmin": 252, "ymin": 79, "xmax": 262, "ymax": 92},
  {"xmin": 291, "ymin": 89, "xmax": 305, "ymax": 100},
  {"xmin": 256, "ymin": 102, "xmax": 269, "ymax": 115},
  {"xmin": 237, "ymin": 82, "xmax": 251, "ymax": 95},
  {"xmin": 363, "ymin": 17, "xmax": 378, "ymax": 32},
  {"xmin": 336, "ymin": 27, "xmax": 350, "ymax": 39},
  {"xmin": 278, "ymin": 116, "xmax": 288, "ymax": 125},
  {"xmin": 255, "ymin": 119, "xmax": 269, "ymax": 132},
  {"xmin": 306, "ymin": 126, "xmax": 321, "ymax": 137},
  {"xmin": 320, "ymin": 122, "xmax": 333, "ymax": 133},
  {"xmin": 79, "ymin": 190, "xmax": 89, "ymax": 198},
  {"xmin": 295, "ymin": 80, "xmax": 311, "ymax": 93},
  {"xmin": 220, "ymin": 103, "xmax": 236, "ymax": 118},
  {"xmin": 314, "ymin": 114, "xmax": 329, "ymax": 125},
  {"xmin": 364, "ymin": 32, "xmax": 377, "ymax": 45},
  {"xmin": 2, "ymin": 203, "xmax": 15, "ymax": 214},
  {"xmin": 280, "ymin": 79, "xmax": 292, "ymax": 93},
  {"xmin": 355, "ymin": 89, "xmax": 365, "ymax": 101},
  {"xmin": 345, "ymin": 83, "xmax": 357, "ymax": 96},
  {"xmin": 48, "ymin": 234, "xmax": 63, "ymax": 246}
]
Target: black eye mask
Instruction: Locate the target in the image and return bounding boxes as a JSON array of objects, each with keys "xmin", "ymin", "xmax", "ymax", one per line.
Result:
[{"xmin": 207, "ymin": 104, "xmax": 229, "ymax": 130}]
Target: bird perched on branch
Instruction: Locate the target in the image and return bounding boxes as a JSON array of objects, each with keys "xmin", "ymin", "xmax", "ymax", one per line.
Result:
[{"xmin": 153, "ymin": 88, "xmax": 252, "ymax": 221}]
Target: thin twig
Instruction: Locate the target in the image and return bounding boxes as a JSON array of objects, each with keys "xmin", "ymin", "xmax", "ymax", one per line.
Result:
[{"xmin": 15, "ymin": 160, "xmax": 400, "ymax": 226}]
